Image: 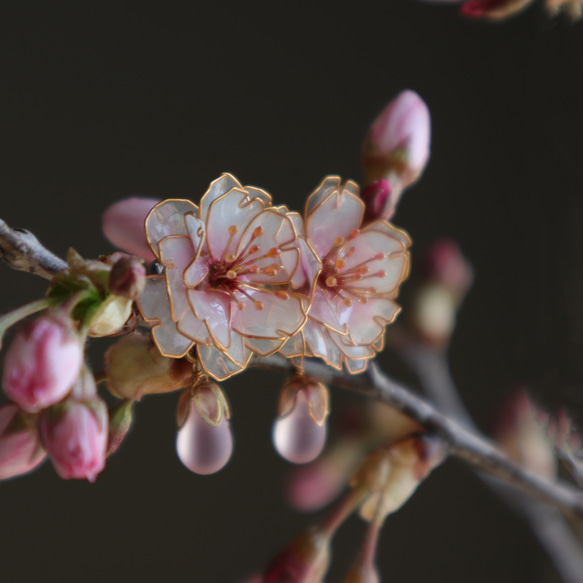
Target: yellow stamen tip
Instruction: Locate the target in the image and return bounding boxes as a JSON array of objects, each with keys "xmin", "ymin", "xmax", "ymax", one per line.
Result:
[
  {"xmin": 226, "ymin": 270, "xmax": 237, "ymax": 279},
  {"xmin": 228, "ymin": 225, "xmax": 238, "ymax": 236},
  {"xmin": 254, "ymin": 301, "xmax": 264, "ymax": 311}
]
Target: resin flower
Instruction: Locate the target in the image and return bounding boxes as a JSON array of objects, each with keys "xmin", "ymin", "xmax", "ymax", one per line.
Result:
[
  {"xmin": 137, "ymin": 174, "xmax": 307, "ymax": 380},
  {"xmin": 282, "ymin": 177, "xmax": 410, "ymax": 373}
]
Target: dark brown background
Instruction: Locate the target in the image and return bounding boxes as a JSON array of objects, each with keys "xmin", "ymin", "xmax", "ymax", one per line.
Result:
[{"xmin": 1, "ymin": 2, "xmax": 582, "ymax": 582}]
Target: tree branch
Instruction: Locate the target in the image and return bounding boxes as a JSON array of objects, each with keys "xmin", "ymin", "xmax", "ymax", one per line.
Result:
[
  {"xmin": 252, "ymin": 353, "xmax": 583, "ymax": 522},
  {"xmin": 0, "ymin": 218, "xmax": 67, "ymax": 279}
]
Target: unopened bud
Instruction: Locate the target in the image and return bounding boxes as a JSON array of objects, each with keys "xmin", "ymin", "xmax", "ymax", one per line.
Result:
[
  {"xmin": 262, "ymin": 527, "xmax": 331, "ymax": 583},
  {"xmin": 108, "ymin": 255, "xmax": 146, "ymax": 299},
  {"xmin": 176, "ymin": 381, "xmax": 233, "ymax": 475},
  {"xmin": 273, "ymin": 377, "xmax": 329, "ymax": 464},
  {"xmin": 363, "ymin": 90, "xmax": 431, "ymax": 191},
  {"xmin": 461, "ymin": 0, "xmax": 534, "ymax": 20},
  {"xmin": 88, "ymin": 295, "xmax": 133, "ymax": 337},
  {"xmin": 496, "ymin": 390, "xmax": 556, "ymax": 479},
  {"xmin": 355, "ymin": 434, "xmax": 446, "ymax": 522},
  {"xmin": 361, "ymin": 179, "xmax": 394, "ymax": 223},
  {"xmin": 102, "ymin": 197, "xmax": 161, "ymax": 262},
  {"xmin": 105, "ymin": 332, "xmax": 193, "ymax": 400},
  {"xmin": 40, "ymin": 392, "xmax": 108, "ymax": 482},
  {"xmin": 2, "ymin": 313, "xmax": 83, "ymax": 413},
  {"xmin": 107, "ymin": 399, "xmax": 134, "ymax": 456},
  {"xmin": 0, "ymin": 404, "xmax": 46, "ymax": 480}
]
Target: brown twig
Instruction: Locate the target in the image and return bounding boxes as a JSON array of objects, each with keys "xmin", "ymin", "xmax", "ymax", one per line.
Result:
[
  {"xmin": 252, "ymin": 353, "xmax": 583, "ymax": 522},
  {"xmin": 0, "ymin": 218, "xmax": 67, "ymax": 279}
]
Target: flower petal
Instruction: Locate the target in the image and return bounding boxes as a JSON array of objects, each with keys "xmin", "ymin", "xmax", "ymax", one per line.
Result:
[
  {"xmin": 184, "ymin": 214, "xmax": 206, "ymax": 257},
  {"xmin": 159, "ymin": 236, "xmax": 195, "ymax": 321},
  {"xmin": 199, "ymin": 173, "xmax": 243, "ymax": 221},
  {"xmin": 187, "ymin": 289, "xmax": 232, "ymax": 349},
  {"xmin": 177, "ymin": 309, "xmax": 212, "ymax": 345},
  {"xmin": 237, "ymin": 210, "xmax": 298, "ymax": 285},
  {"xmin": 198, "ymin": 344, "xmax": 245, "ymax": 381},
  {"xmin": 303, "ymin": 320, "xmax": 343, "ymax": 370},
  {"xmin": 206, "ymin": 188, "xmax": 265, "ymax": 261},
  {"xmin": 307, "ymin": 189, "xmax": 364, "ymax": 258},
  {"xmin": 306, "ymin": 176, "xmax": 342, "ymax": 216},
  {"xmin": 344, "ymin": 297, "xmax": 400, "ymax": 346},
  {"xmin": 244, "ymin": 337, "xmax": 286, "ymax": 357},
  {"xmin": 292, "ymin": 237, "xmax": 322, "ymax": 293},
  {"xmin": 223, "ymin": 331, "xmax": 253, "ymax": 367},
  {"xmin": 232, "ymin": 288, "xmax": 306, "ymax": 339},
  {"xmin": 145, "ymin": 200, "xmax": 198, "ymax": 255}
]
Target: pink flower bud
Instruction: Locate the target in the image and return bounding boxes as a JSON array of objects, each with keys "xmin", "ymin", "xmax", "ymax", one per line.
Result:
[
  {"xmin": 176, "ymin": 382, "xmax": 233, "ymax": 475},
  {"xmin": 2, "ymin": 314, "xmax": 83, "ymax": 413},
  {"xmin": 461, "ymin": 0, "xmax": 534, "ymax": 20},
  {"xmin": 102, "ymin": 197, "xmax": 160, "ymax": 262},
  {"xmin": 363, "ymin": 90, "xmax": 431, "ymax": 190},
  {"xmin": 108, "ymin": 255, "xmax": 146, "ymax": 299},
  {"xmin": 0, "ymin": 404, "xmax": 46, "ymax": 480},
  {"xmin": 360, "ymin": 179, "xmax": 394, "ymax": 223},
  {"xmin": 39, "ymin": 396, "xmax": 108, "ymax": 482},
  {"xmin": 273, "ymin": 378, "xmax": 329, "ymax": 465}
]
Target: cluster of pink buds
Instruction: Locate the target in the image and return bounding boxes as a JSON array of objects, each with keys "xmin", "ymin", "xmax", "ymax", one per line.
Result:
[{"xmin": 0, "ymin": 248, "xmax": 147, "ymax": 481}]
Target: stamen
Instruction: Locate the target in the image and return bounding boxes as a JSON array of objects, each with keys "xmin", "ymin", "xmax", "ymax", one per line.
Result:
[
  {"xmin": 237, "ymin": 302, "xmax": 245, "ymax": 311},
  {"xmin": 253, "ymin": 226, "xmax": 264, "ymax": 238},
  {"xmin": 348, "ymin": 229, "xmax": 360, "ymax": 240},
  {"xmin": 343, "ymin": 297, "xmax": 353, "ymax": 307},
  {"xmin": 254, "ymin": 301, "xmax": 264, "ymax": 310},
  {"xmin": 334, "ymin": 236, "xmax": 344, "ymax": 247},
  {"xmin": 225, "ymin": 253, "xmax": 236, "ymax": 263},
  {"xmin": 276, "ymin": 290, "xmax": 289, "ymax": 300},
  {"xmin": 326, "ymin": 276, "xmax": 338, "ymax": 287},
  {"xmin": 335, "ymin": 258, "xmax": 346, "ymax": 269},
  {"xmin": 226, "ymin": 270, "xmax": 237, "ymax": 279},
  {"xmin": 345, "ymin": 246, "xmax": 356, "ymax": 257},
  {"xmin": 266, "ymin": 247, "xmax": 280, "ymax": 258},
  {"xmin": 228, "ymin": 225, "xmax": 238, "ymax": 236},
  {"xmin": 263, "ymin": 264, "xmax": 281, "ymax": 277},
  {"xmin": 248, "ymin": 244, "xmax": 260, "ymax": 255}
]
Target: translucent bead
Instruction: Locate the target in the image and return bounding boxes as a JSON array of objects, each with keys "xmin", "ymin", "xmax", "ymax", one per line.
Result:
[
  {"xmin": 176, "ymin": 399, "xmax": 233, "ymax": 475},
  {"xmin": 272, "ymin": 391, "xmax": 327, "ymax": 464}
]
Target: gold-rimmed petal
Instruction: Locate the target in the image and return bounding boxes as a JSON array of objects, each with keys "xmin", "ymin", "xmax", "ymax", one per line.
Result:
[
  {"xmin": 199, "ymin": 173, "xmax": 243, "ymax": 220},
  {"xmin": 244, "ymin": 337, "xmax": 286, "ymax": 357},
  {"xmin": 198, "ymin": 344, "xmax": 245, "ymax": 381},
  {"xmin": 305, "ymin": 176, "xmax": 342, "ymax": 216},
  {"xmin": 187, "ymin": 289, "xmax": 232, "ymax": 350},
  {"xmin": 145, "ymin": 199, "xmax": 198, "ymax": 256},
  {"xmin": 159, "ymin": 235, "xmax": 195, "ymax": 322}
]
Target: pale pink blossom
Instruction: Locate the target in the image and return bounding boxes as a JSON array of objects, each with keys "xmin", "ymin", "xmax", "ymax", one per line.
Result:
[
  {"xmin": 282, "ymin": 177, "xmax": 411, "ymax": 373},
  {"xmin": 102, "ymin": 197, "xmax": 161, "ymax": 262},
  {"xmin": 39, "ymin": 397, "xmax": 108, "ymax": 482},
  {"xmin": 0, "ymin": 404, "xmax": 46, "ymax": 480},
  {"xmin": 137, "ymin": 174, "xmax": 306, "ymax": 380},
  {"xmin": 363, "ymin": 90, "xmax": 431, "ymax": 191},
  {"xmin": 2, "ymin": 313, "xmax": 83, "ymax": 413}
]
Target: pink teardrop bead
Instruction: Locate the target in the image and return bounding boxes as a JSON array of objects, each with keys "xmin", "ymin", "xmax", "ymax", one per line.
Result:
[
  {"xmin": 176, "ymin": 400, "xmax": 233, "ymax": 475},
  {"xmin": 272, "ymin": 391, "xmax": 327, "ymax": 464}
]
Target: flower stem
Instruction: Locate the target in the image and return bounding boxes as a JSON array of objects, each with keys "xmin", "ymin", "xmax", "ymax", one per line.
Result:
[{"xmin": 0, "ymin": 297, "xmax": 53, "ymax": 350}]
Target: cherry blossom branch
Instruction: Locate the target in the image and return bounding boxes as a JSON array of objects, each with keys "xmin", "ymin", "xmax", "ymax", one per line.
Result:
[
  {"xmin": 252, "ymin": 353, "xmax": 583, "ymax": 522},
  {"xmin": 0, "ymin": 218, "xmax": 67, "ymax": 279},
  {"xmin": 2, "ymin": 217, "xmax": 582, "ymax": 522},
  {"xmin": 398, "ymin": 341, "xmax": 583, "ymax": 583}
]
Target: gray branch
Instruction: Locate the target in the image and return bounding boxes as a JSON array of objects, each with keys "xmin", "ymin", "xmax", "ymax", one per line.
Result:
[
  {"xmin": 0, "ymin": 218, "xmax": 67, "ymax": 279},
  {"xmin": 252, "ymin": 353, "xmax": 583, "ymax": 522}
]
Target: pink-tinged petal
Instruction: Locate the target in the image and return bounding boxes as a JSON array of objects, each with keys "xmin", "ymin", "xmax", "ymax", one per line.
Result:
[
  {"xmin": 145, "ymin": 200, "xmax": 198, "ymax": 254},
  {"xmin": 344, "ymin": 357, "xmax": 369, "ymax": 374},
  {"xmin": 306, "ymin": 176, "xmax": 342, "ymax": 216},
  {"xmin": 303, "ymin": 321, "xmax": 343, "ymax": 370},
  {"xmin": 222, "ymin": 331, "xmax": 252, "ymax": 367},
  {"xmin": 199, "ymin": 173, "xmax": 243, "ymax": 221},
  {"xmin": 184, "ymin": 256, "xmax": 209, "ymax": 288},
  {"xmin": 308, "ymin": 287, "xmax": 347, "ymax": 333},
  {"xmin": 287, "ymin": 211, "xmax": 305, "ymax": 237},
  {"xmin": 187, "ymin": 290, "xmax": 232, "ymax": 349},
  {"xmin": 137, "ymin": 276, "xmax": 167, "ymax": 321},
  {"xmin": 279, "ymin": 332, "xmax": 308, "ymax": 359},
  {"xmin": 184, "ymin": 214, "xmax": 206, "ymax": 257},
  {"xmin": 102, "ymin": 197, "xmax": 160, "ymax": 262},
  {"xmin": 159, "ymin": 236, "xmax": 195, "ymax": 321},
  {"xmin": 198, "ymin": 344, "xmax": 245, "ymax": 381},
  {"xmin": 339, "ymin": 230, "xmax": 409, "ymax": 295},
  {"xmin": 244, "ymin": 186, "xmax": 272, "ymax": 206},
  {"xmin": 292, "ymin": 237, "xmax": 321, "ymax": 293},
  {"xmin": 331, "ymin": 332, "xmax": 375, "ymax": 360},
  {"xmin": 238, "ymin": 210, "xmax": 298, "ymax": 285},
  {"xmin": 345, "ymin": 297, "xmax": 400, "ymax": 346},
  {"xmin": 137, "ymin": 276, "xmax": 193, "ymax": 357},
  {"xmin": 307, "ymin": 189, "xmax": 364, "ymax": 258},
  {"xmin": 364, "ymin": 220, "xmax": 412, "ymax": 248},
  {"xmin": 176, "ymin": 310, "xmax": 212, "ymax": 345},
  {"xmin": 206, "ymin": 188, "xmax": 265, "ymax": 261},
  {"xmin": 244, "ymin": 337, "xmax": 285, "ymax": 357},
  {"xmin": 232, "ymin": 288, "xmax": 306, "ymax": 339}
]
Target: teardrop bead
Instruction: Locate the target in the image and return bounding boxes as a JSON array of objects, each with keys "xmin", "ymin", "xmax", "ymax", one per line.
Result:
[{"xmin": 176, "ymin": 399, "xmax": 233, "ymax": 474}]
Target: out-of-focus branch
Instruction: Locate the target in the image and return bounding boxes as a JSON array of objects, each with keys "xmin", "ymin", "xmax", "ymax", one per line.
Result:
[
  {"xmin": 253, "ymin": 353, "xmax": 583, "ymax": 522},
  {"xmin": 0, "ymin": 218, "xmax": 67, "ymax": 279},
  {"xmin": 398, "ymin": 341, "xmax": 583, "ymax": 583}
]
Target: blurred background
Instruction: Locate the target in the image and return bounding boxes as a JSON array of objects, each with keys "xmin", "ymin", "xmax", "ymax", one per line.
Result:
[{"xmin": 1, "ymin": 2, "xmax": 582, "ymax": 581}]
